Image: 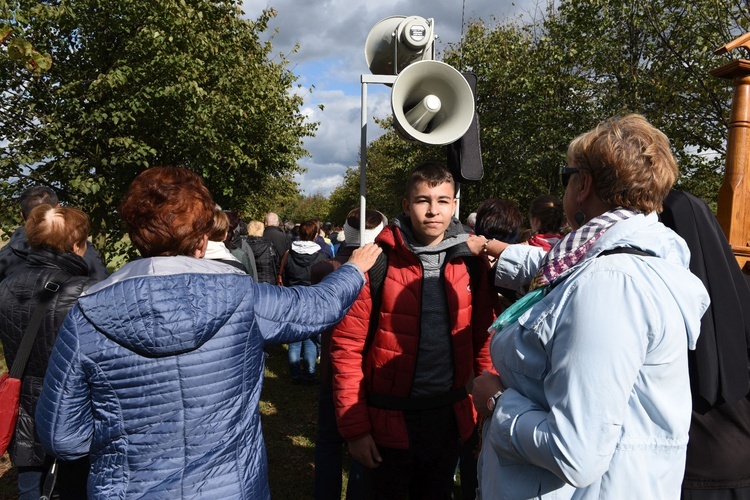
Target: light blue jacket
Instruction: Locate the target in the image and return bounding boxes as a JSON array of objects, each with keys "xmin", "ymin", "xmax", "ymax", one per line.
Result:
[
  {"xmin": 478, "ymin": 213, "xmax": 709, "ymax": 499},
  {"xmin": 35, "ymin": 256, "xmax": 365, "ymax": 499}
]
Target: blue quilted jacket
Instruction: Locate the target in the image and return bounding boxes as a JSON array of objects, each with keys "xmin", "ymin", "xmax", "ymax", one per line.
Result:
[{"xmin": 35, "ymin": 256, "xmax": 364, "ymax": 499}]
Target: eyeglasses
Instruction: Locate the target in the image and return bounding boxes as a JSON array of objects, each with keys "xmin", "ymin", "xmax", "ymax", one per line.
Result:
[{"xmin": 560, "ymin": 167, "xmax": 580, "ymax": 188}]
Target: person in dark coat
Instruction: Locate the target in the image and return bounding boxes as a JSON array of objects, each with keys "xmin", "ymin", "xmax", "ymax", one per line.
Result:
[
  {"xmin": 0, "ymin": 204, "xmax": 98, "ymax": 500},
  {"xmin": 263, "ymin": 212, "xmax": 291, "ymax": 259},
  {"xmin": 33, "ymin": 167, "xmax": 382, "ymax": 499},
  {"xmin": 660, "ymin": 190, "xmax": 750, "ymax": 499},
  {"xmin": 0, "ymin": 186, "xmax": 108, "ymax": 282},
  {"xmin": 310, "ymin": 208, "xmax": 385, "ymax": 500},
  {"xmin": 245, "ymin": 220, "xmax": 278, "ymax": 285},
  {"xmin": 280, "ymin": 220, "xmax": 328, "ymax": 384}
]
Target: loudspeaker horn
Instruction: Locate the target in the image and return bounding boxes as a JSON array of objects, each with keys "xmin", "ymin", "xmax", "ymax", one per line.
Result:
[
  {"xmin": 391, "ymin": 60, "xmax": 475, "ymax": 146},
  {"xmin": 365, "ymin": 15, "xmax": 434, "ymax": 75}
]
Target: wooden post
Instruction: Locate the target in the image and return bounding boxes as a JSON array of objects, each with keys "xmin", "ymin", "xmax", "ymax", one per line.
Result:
[{"xmin": 711, "ymin": 39, "xmax": 750, "ymax": 270}]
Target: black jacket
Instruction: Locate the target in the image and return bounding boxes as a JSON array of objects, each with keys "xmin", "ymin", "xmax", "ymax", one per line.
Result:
[
  {"xmin": 0, "ymin": 226, "xmax": 109, "ymax": 282},
  {"xmin": 262, "ymin": 225, "xmax": 291, "ymax": 261},
  {"xmin": 282, "ymin": 248, "xmax": 327, "ymax": 287},
  {"xmin": 0, "ymin": 248, "xmax": 98, "ymax": 466},
  {"xmin": 244, "ymin": 236, "xmax": 278, "ymax": 284}
]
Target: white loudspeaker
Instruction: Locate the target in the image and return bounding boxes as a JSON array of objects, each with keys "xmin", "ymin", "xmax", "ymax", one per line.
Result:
[
  {"xmin": 391, "ymin": 60, "xmax": 475, "ymax": 146},
  {"xmin": 365, "ymin": 16, "xmax": 434, "ymax": 75}
]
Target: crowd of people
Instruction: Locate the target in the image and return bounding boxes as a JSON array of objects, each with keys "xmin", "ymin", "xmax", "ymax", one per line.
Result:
[{"xmin": 0, "ymin": 113, "xmax": 748, "ymax": 500}]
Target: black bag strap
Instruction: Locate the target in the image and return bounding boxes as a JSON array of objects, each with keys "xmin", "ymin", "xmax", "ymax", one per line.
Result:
[
  {"xmin": 364, "ymin": 249, "xmax": 388, "ymax": 357},
  {"xmin": 8, "ymin": 270, "xmax": 70, "ymax": 379},
  {"xmin": 40, "ymin": 459, "xmax": 58, "ymax": 500},
  {"xmin": 548, "ymin": 247, "xmax": 653, "ymax": 290},
  {"xmin": 598, "ymin": 247, "xmax": 653, "ymax": 258},
  {"xmin": 368, "ymin": 387, "xmax": 468, "ymax": 411}
]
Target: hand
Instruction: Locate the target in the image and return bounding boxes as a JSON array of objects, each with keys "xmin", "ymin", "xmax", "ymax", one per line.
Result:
[
  {"xmin": 467, "ymin": 234, "xmax": 488, "ymax": 256},
  {"xmin": 472, "ymin": 370, "xmax": 505, "ymax": 417},
  {"xmin": 347, "ymin": 243, "xmax": 383, "ymax": 274},
  {"xmin": 347, "ymin": 434, "xmax": 382, "ymax": 468}
]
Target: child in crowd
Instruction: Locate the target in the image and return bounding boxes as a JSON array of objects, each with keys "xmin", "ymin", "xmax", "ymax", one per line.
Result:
[{"xmin": 330, "ymin": 162, "xmax": 498, "ymax": 499}]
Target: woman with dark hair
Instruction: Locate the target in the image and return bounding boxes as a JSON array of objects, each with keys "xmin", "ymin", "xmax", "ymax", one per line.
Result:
[
  {"xmin": 279, "ymin": 219, "xmax": 329, "ymax": 384},
  {"xmin": 660, "ymin": 190, "xmax": 750, "ymax": 499},
  {"xmin": 34, "ymin": 166, "xmax": 381, "ymax": 499},
  {"xmin": 469, "ymin": 115, "xmax": 709, "ymax": 498},
  {"xmin": 526, "ymin": 194, "xmax": 564, "ymax": 251},
  {"xmin": 474, "ymin": 198, "xmax": 524, "ymax": 245},
  {"xmin": 0, "ymin": 204, "xmax": 97, "ymax": 499}
]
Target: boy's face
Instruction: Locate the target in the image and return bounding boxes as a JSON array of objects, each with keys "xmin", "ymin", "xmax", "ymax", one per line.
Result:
[{"xmin": 402, "ymin": 180, "xmax": 457, "ymax": 247}]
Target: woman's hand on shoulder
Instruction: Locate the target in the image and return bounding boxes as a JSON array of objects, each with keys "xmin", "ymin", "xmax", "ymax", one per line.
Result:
[
  {"xmin": 467, "ymin": 234, "xmax": 488, "ymax": 256},
  {"xmin": 348, "ymin": 243, "xmax": 382, "ymax": 274}
]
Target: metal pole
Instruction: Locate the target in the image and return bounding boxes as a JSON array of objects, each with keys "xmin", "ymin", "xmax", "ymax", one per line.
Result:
[
  {"xmin": 359, "ymin": 78, "xmax": 368, "ymax": 246},
  {"xmin": 455, "ymin": 182, "xmax": 461, "ymax": 221},
  {"xmin": 359, "ymin": 74, "xmax": 397, "ymax": 247}
]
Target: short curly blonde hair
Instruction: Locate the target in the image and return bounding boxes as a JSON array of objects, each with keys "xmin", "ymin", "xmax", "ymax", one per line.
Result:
[
  {"xmin": 566, "ymin": 114, "xmax": 678, "ymax": 213},
  {"xmin": 247, "ymin": 220, "xmax": 264, "ymax": 237}
]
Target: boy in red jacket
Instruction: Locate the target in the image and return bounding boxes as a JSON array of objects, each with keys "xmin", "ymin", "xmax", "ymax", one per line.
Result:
[{"xmin": 330, "ymin": 162, "xmax": 498, "ymax": 499}]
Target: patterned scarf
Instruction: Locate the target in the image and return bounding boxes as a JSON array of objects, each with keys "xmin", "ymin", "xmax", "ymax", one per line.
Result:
[{"xmin": 489, "ymin": 207, "xmax": 638, "ymax": 334}]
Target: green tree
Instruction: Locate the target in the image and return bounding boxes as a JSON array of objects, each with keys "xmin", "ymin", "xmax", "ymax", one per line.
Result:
[
  {"xmin": 326, "ymin": 118, "xmax": 443, "ymax": 224},
  {"xmin": 345, "ymin": 1, "xmax": 747, "ymax": 220},
  {"xmin": 286, "ymin": 192, "xmax": 330, "ymax": 224},
  {"xmin": 1, "ymin": 2, "xmax": 312, "ymax": 263},
  {"xmin": 543, "ymin": 0, "xmax": 746, "ymax": 204}
]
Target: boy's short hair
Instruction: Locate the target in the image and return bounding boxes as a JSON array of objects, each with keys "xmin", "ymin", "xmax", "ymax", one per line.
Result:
[
  {"xmin": 20, "ymin": 186, "xmax": 58, "ymax": 219},
  {"xmin": 404, "ymin": 162, "xmax": 456, "ymax": 199}
]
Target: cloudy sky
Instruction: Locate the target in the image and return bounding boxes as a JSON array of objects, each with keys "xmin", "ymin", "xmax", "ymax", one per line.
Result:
[{"xmin": 241, "ymin": 0, "xmax": 540, "ymax": 196}]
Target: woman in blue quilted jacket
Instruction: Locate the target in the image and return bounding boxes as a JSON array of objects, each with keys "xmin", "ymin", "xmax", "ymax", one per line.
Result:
[{"xmin": 34, "ymin": 166, "xmax": 381, "ymax": 499}]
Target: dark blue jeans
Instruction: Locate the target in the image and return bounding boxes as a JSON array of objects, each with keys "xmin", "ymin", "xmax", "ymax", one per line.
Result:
[
  {"xmin": 17, "ymin": 458, "xmax": 88, "ymax": 500},
  {"xmin": 314, "ymin": 384, "xmax": 368, "ymax": 499},
  {"xmin": 288, "ymin": 339, "xmax": 317, "ymax": 382},
  {"xmin": 17, "ymin": 466, "xmax": 45, "ymax": 500}
]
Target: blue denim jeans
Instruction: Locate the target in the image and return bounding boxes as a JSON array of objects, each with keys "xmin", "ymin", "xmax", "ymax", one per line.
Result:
[
  {"xmin": 314, "ymin": 384, "xmax": 369, "ymax": 499},
  {"xmin": 288, "ymin": 339, "xmax": 317, "ymax": 382},
  {"xmin": 17, "ymin": 466, "xmax": 44, "ymax": 500}
]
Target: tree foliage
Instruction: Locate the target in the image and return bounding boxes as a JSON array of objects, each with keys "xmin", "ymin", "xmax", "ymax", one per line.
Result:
[
  {"xmin": 1, "ymin": 1, "xmax": 313, "ymax": 263},
  {"xmin": 331, "ymin": 0, "xmax": 748, "ymax": 222}
]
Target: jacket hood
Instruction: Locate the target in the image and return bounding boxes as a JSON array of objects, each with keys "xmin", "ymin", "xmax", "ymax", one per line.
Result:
[
  {"xmin": 585, "ymin": 212, "xmax": 708, "ymax": 349},
  {"xmin": 385, "ymin": 214, "xmax": 469, "ymax": 255},
  {"xmin": 204, "ymin": 240, "xmax": 240, "ymax": 262},
  {"xmin": 78, "ymin": 256, "xmax": 248, "ymax": 357}
]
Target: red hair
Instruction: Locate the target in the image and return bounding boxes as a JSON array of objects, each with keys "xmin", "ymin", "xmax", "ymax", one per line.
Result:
[
  {"xmin": 119, "ymin": 167, "xmax": 215, "ymax": 257},
  {"xmin": 26, "ymin": 204, "xmax": 90, "ymax": 253}
]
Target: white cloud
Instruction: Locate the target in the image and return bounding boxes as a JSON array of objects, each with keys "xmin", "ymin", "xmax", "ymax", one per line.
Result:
[{"xmin": 242, "ymin": 0, "xmax": 541, "ymax": 195}]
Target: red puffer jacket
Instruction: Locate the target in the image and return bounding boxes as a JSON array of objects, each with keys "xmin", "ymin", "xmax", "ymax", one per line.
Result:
[{"xmin": 330, "ymin": 224, "xmax": 498, "ymax": 449}]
